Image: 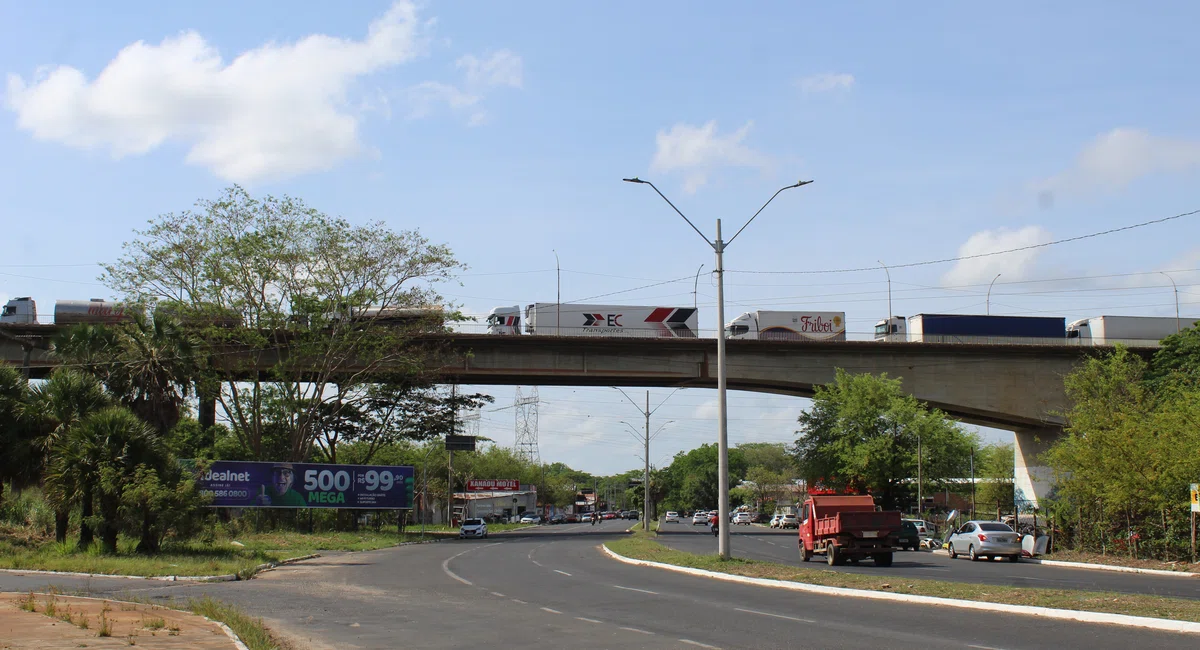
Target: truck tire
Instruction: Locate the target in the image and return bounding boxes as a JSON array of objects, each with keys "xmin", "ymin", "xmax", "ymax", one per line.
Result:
[
  {"xmin": 873, "ymin": 552, "xmax": 893, "ymax": 567},
  {"xmin": 800, "ymin": 546, "xmax": 812, "ymax": 562},
  {"xmin": 826, "ymin": 542, "xmax": 838, "ymax": 566}
]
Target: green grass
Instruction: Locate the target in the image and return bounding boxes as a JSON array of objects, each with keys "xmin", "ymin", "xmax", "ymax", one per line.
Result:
[
  {"xmin": 188, "ymin": 597, "xmax": 281, "ymax": 650},
  {"xmin": 607, "ymin": 531, "xmax": 1200, "ymax": 623}
]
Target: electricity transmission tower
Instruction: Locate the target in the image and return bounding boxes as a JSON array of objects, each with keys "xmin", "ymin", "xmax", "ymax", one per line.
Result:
[
  {"xmin": 460, "ymin": 407, "xmax": 481, "ymax": 438},
  {"xmin": 514, "ymin": 387, "xmax": 540, "ymax": 465}
]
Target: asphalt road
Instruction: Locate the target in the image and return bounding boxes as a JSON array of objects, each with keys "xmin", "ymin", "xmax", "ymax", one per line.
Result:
[
  {"xmin": 0, "ymin": 521, "xmax": 1196, "ymax": 649},
  {"xmin": 658, "ymin": 522, "xmax": 1200, "ymax": 600}
]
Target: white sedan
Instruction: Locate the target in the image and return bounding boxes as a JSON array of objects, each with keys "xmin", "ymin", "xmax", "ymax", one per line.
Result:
[
  {"xmin": 733, "ymin": 512, "xmax": 754, "ymax": 525},
  {"xmin": 692, "ymin": 512, "xmax": 709, "ymax": 525},
  {"xmin": 665, "ymin": 511, "xmax": 680, "ymax": 523},
  {"xmin": 459, "ymin": 518, "xmax": 488, "ymax": 539}
]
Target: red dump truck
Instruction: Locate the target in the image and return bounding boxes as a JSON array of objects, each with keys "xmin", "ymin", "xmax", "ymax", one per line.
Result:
[{"xmin": 797, "ymin": 494, "xmax": 900, "ymax": 567}]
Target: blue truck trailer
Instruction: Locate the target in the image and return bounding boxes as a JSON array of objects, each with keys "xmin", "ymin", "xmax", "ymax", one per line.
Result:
[{"xmin": 888, "ymin": 314, "xmax": 1066, "ymax": 343}]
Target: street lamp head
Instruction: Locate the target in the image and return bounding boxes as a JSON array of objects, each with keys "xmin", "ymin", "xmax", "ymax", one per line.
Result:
[
  {"xmin": 622, "ymin": 177, "xmax": 647, "ymax": 184},
  {"xmin": 794, "ymin": 180, "xmax": 814, "ymax": 188}
]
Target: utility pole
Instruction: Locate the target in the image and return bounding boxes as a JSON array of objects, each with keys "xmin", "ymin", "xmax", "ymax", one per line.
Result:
[
  {"xmin": 917, "ymin": 433, "xmax": 923, "ymax": 516},
  {"xmin": 623, "ymin": 176, "xmax": 811, "ymax": 559},
  {"xmin": 614, "ymin": 387, "xmax": 679, "ymax": 531},
  {"xmin": 987, "ymin": 273, "xmax": 1002, "ymax": 316},
  {"xmin": 554, "ymin": 249, "xmax": 561, "ymax": 336},
  {"xmin": 1161, "ymin": 271, "xmax": 1180, "ymax": 334},
  {"xmin": 970, "ymin": 447, "xmax": 976, "ymax": 519}
]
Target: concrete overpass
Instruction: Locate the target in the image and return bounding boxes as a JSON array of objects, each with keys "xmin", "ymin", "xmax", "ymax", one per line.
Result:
[{"xmin": 2, "ymin": 328, "xmax": 1116, "ymax": 507}]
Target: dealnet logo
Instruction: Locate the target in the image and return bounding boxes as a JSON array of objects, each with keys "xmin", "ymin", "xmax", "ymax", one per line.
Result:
[{"xmin": 204, "ymin": 469, "xmax": 250, "ymax": 482}]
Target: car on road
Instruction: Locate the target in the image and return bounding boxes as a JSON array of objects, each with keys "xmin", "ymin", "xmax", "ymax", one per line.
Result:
[
  {"xmin": 459, "ymin": 518, "xmax": 488, "ymax": 539},
  {"xmin": 692, "ymin": 512, "xmax": 709, "ymax": 525},
  {"xmin": 519, "ymin": 512, "xmax": 542, "ymax": 524},
  {"xmin": 779, "ymin": 513, "xmax": 799, "ymax": 529},
  {"xmin": 602, "ymin": 512, "xmax": 617, "ymax": 520},
  {"xmin": 733, "ymin": 512, "xmax": 754, "ymax": 525},
  {"xmin": 665, "ymin": 511, "xmax": 680, "ymax": 523},
  {"xmin": 564, "ymin": 513, "xmax": 579, "ymax": 523},
  {"xmin": 897, "ymin": 520, "xmax": 920, "ymax": 551},
  {"xmin": 549, "ymin": 513, "xmax": 566, "ymax": 525},
  {"xmin": 947, "ymin": 520, "xmax": 1021, "ymax": 562},
  {"xmin": 903, "ymin": 518, "xmax": 930, "ymax": 537},
  {"xmin": 626, "ymin": 510, "xmax": 640, "ymax": 520},
  {"xmin": 769, "ymin": 514, "xmax": 782, "ymax": 528}
]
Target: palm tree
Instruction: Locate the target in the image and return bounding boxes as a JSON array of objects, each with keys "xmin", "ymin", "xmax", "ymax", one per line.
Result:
[
  {"xmin": 107, "ymin": 313, "xmax": 198, "ymax": 436},
  {"xmin": 0, "ymin": 365, "xmax": 38, "ymax": 504},
  {"xmin": 47, "ymin": 407, "xmax": 165, "ymax": 553},
  {"xmin": 28, "ymin": 369, "xmax": 111, "ymax": 544}
]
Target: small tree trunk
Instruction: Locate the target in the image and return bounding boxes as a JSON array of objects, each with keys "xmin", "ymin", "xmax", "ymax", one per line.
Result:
[
  {"xmin": 79, "ymin": 490, "xmax": 94, "ymax": 548},
  {"xmin": 137, "ymin": 508, "xmax": 159, "ymax": 554},
  {"xmin": 55, "ymin": 510, "xmax": 68, "ymax": 544},
  {"xmin": 99, "ymin": 496, "xmax": 120, "ymax": 554}
]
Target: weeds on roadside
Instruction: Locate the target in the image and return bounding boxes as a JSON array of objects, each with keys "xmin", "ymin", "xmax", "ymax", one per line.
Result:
[
  {"xmin": 97, "ymin": 611, "xmax": 113, "ymax": 637},
  {"xmin": 42, "ymin": 595, "xmax": 56, "ymax": 617},
  {"xmin": 142, "ymin": 616, "xmax": 165, "ymax": 630},
  {"xmin": 17, "ymin": 591, "xmax": 35, "ymax": 612}
]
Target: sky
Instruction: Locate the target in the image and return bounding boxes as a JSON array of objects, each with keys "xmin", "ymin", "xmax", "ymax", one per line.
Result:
[{"xmin": 3, "ymin": 1, "xmax": 1200, "ymax": 474}]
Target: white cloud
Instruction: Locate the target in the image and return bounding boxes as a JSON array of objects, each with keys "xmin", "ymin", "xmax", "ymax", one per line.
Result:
[
  {"xmin": 5, "ymin": 2, "xmax": 520, "ymax": 183},
  {"xmin": 407, "ymin": 49, "xmax": 523, "ymax": 127},
  {"xmin": 941, "ymin": 226, "xmax": 1052, "ymax": 287},
  {"xmin": 797, "ymin": 72, "xmax": 855, "ymax": 93},
  {"xmin": 649, "ymin": 120, "xmax": 770, "ymax": 193},
  {"xmin": 1035, "ymin": 128, "xmax": 1200, "ymax": 202}
]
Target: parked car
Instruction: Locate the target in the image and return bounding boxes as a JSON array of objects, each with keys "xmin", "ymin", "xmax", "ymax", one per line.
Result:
[
  {"xmin": 897, "ymin": 520, "xmax": 920, "ymax": 551},
  {"xmin": 549, "ymin": 513, "xmax": 566, "ymax": 525},
  {"xmin": 564, "ymin": 513, "xmax": 579, "ymax": 523},
  {"xmin": 519, "ymin": 512, "xmax": 542, "ymax": 524},
  {"xmin": 947, "ymin": 521, "xmax": 1021, "ymax": 562},
  {"xmin": 733, "ymin": 512, "xmax": 754, "ymax": 525},
  {"xmin": 691, "ymin": 512, "xmax": 709, "ymax": 525},
  {"xmin": 769, "ymin": 514, "xmax": 782, "ymax": 528},
  {"xmin": 459, "ymin": 518, "xmax": 488, "ymax": 539},
  {"xmin": 902, "ymin": 518, "xmax": 929, "ymax": 537},
  {"xmin": 665, "ymin": 511, "xmax": 680, "ymax": 523},
  {"xmin": 779, "ymin": 513, "xmax": 799, "ymax": 529},
  {"xmin": 753, "ymin": 512, "xmax": 772, "ymax": 524}
]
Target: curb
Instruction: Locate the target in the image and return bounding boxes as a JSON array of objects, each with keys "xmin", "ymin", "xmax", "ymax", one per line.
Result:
[
  {"xmin": 0, "ymin": 553, "xmax": 322, "ymax": 583},
  {"xmin": 929, "ymin": 550, "xmax": 1200, "ymax": 578},
  {"xmin": 601, "ymin": 545, "xmax": 1200, "ymax": 635},
  {"xmin": 4, "ymin": 592, "xmax": 250, "ymax": 650}
]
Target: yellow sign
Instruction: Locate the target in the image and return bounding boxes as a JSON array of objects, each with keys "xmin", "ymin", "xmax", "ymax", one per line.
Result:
[{"xmin": 1192, "ymin": 483, "xmax": 1200, "ymax": 513}]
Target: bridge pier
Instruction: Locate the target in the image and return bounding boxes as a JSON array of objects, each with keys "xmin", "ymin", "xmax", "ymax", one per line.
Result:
[{"xmin": 1013, "ymin": 426, "xmax": 1058, "ymax": 511}]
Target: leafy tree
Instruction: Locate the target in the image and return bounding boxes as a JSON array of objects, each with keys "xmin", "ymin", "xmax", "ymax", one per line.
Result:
[
  {"xmin": 120, "ymin": 464, "xmax": 209, "ymax": 553},
  {"xmin": 1147, "ymin": 321, "xmax": 1200, "ymax": 384},
  {"xmin": 735, "ymin": 442, "xmax": 798, "ymax": 476},
  {"xmin": 974, "ymin": 443, "xmax": 1014, "ymax": 520},
  {"xmin": 659, "ymin": 443, "xmax": 748, "ymax": 513},
  {"xmin": 100, "ymin": 186, "xmax": 464, "ymax": 461},
  {"xmin": 0, "ymin": 365, "xmax": 39, "ymax": 503},
  {"xmin": 792, "ymin": 369, "xmax": 975, "ymax": 511}
]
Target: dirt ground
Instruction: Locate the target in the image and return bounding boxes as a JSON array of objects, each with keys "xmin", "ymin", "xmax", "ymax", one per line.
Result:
[{"xmin": 0, "ymin": 592, "xmax": 240, "ymax": 649}]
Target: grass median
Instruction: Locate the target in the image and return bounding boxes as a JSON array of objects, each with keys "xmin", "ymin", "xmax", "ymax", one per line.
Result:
[
  {"xmin": 0, "ymin": 528, "xmax": 462, "ymax": 578},
  {"xmin": 606, "ymin": 531, "xmax": 1200, "ymax": 623}
]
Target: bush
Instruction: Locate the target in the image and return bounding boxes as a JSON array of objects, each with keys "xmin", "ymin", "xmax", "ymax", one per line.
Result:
[{"xmin": 0, "ymin": 487, "xmax": 56, "ymax": 536}]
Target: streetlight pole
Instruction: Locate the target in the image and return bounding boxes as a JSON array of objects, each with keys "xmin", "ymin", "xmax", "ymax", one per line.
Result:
[
  {"xmin": 553, "ymin": 249, "xmax": 561, "ymax": 336},
  {"xmin": 986, "ymin": 273, "xmax": 1002, "ymax": 316},
  {"xmin": 878, "ymin": 260, "xmax": 892, "ymax": 335},
  {"xmin": 623, "ymin": 177, "xmax": 812, "ymax": 558},
  {"xmin": 694, "ymin": 264, "xmax": 705, "ymax": 312},
  {"xmin": 614, "ymin": 386, "xmax": 682, "ymax": 531},
  {"xmin": 1161, "ymin": 271, "xmax": 1180, "ymax": 334}
]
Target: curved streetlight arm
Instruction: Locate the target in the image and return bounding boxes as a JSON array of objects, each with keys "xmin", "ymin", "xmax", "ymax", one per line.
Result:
[
  {"xmin": 619, "ymin": 421, "xmax": 643, "ymax": 442},
  {"xmin": 650, "ymin": 387, "xmax": 684, "ymax": 415},
  {"xmin": 623, "ymin": 178, "xmax": 712, "ymax": 247},
  {"xmin": 1161, "ymin": 271, "xmax": 1181, "ymax": 333},
  {"xmin": 650, "ymin": 420, "xmax": 675, "ymax": 441},
  {"xmin": 611, "ymin": 386, "xmax": 645, "ymax": 414},
  {"xmin": 727, "ymin": 180, "xmax": 813, "ymax": 246}
]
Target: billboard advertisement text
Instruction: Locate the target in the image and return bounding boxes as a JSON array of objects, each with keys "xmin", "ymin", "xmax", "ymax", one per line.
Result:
[{"xmin": 196, "ymin": 461, "xmax": 414, "ymax": 509}]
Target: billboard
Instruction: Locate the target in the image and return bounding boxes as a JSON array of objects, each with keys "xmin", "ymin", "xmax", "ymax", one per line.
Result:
[
  {"xmin": 467, "ymin": 479, "xmax": 519, "ymax": 491},
  {"xmin": 1191, "ymin": 483, "xmax": 1199, "ymax": 513},
  {"xmin": 195, "ymin": 460, "xmax": 414, "ymax": 509}
]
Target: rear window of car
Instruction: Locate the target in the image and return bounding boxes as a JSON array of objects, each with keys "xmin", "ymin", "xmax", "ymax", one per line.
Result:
[
  {"xmin": 979, "ymin": 523, "xmax": 1014, "ymax": 532},
  {"xmin": 463, "ymin": 519, "xmax": 482, "ymax": 526}
]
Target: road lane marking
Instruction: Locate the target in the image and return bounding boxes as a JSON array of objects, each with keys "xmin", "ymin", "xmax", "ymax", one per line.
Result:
[
  {"xmin": 613, "ymin": 585, "xmax": 659, "ymax": 595},
  {"xmin": 968, "ymin": 645, "xmax": 1008, "ymax": 650},
  {"xmin": 512, "ymin": 599, "xmax": 528, "ymax": 604},
  {"xmin": 575, "ymin": 617, "xmax": 603, "ymax": 624},
  {"xmin": 490, "ymin": 592, "xmax": 506, "ymax": 597},
  {"xmin": 679, "ymin": 640, "xmax": 721, "ymax": 649},
  {"xmin": 620, "ymin": 626, "xmax": 654, "ymax": 635},
  {"xmin": 441, "ymin": 543, "xmax": 499, "ymax": 586},
  {"xmin": 554, "ymin": 570, "xmax": 572, "ymax": 576},
  {"xmin": 541, "ymin": 607, "xmax": 562, "ymax": 614},
  {"xmin": 735, "ymin": 607, "xmax": 816, "ymax": 624}
]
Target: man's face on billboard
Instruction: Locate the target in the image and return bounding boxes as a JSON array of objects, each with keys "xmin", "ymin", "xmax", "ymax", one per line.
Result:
[{"xmin": 273, "ymin": 468, "xmax": 293, "ymax": 495}]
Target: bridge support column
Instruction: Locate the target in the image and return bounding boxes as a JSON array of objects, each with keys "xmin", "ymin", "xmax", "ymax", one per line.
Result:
[{"xmin": 1013, "ymin": 426, "xmax": 1059, "ymax": 511}]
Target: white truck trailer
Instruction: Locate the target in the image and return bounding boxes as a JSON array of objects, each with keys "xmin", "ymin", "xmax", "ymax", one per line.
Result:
[
  {"xmin": 725, "ymin": 311, "xmax": 846, "ymax": 341},
  {"xmin": 487, "ymin": 304, "xmax": 699, "ymax": 337},
  {"xmin": 1066, "ymin": 315, "xmax": 1197, "ymax": 347}
]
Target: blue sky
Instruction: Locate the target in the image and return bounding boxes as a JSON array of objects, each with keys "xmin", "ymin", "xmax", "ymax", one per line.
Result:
[{"xmin": 4, "ymin": 1, "xmax": 1200, "ymax": 474}]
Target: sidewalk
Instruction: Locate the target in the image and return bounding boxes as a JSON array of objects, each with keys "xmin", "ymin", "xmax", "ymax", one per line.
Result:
[{"xmin": 1, "ymin": 592, "xmax": 243, "ymax": 649}]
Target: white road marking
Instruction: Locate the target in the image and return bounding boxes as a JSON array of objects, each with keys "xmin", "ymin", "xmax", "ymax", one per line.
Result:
[
  {"xmin": 554, "ymin": 569, "xmax": 572, "ymax": 576},
  {"xmin": 489, "ymin": 592, "xmax": 506, "ymax": 598},
  {"xmin": 512, "ymin": 599, "xmax": 528, "ymax": 605},
  {"xmin": 441, "ymin": 544, "xmax": 499, "ymax": 586},
  {"xmin": 575, "ymin": 617, "xmax": 603, "ymax": 624},
  {"xmin": 613, "ymin": 585, "xmax": 659, "ymax": 595},
  {"xmin": 620, "ymin": 626, "xmax": 655, "ymax": 635},
  {"xmin": 541, "ymin": 607, "xmax": 562, "ymax": 614},
  {"xmin": 679, "ymin": 640, "xmax": 721, "ymax": 649},
  {"xmin": 734, "ymin": 607, "xmax": 816, "ymax": 624},
  {"xmin": 968, "ymin": 645, "xmax": 1008, "ymax": 650}
]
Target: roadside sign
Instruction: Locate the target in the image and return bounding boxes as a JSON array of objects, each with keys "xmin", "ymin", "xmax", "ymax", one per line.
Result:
[
  {"xmin": 1191, "ymin": 483, "xmax": 1199, "ymax": 513},
  {"xmin": 467, "ymin": 479, "xmax": 519, "ymax": 491}
]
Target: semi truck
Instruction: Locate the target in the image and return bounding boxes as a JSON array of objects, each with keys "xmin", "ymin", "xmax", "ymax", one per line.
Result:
[
  {"xmin": 1, "ymin": 298, "xmax": 132, "ymax": 326},
  {"xmin": 874, "ymin": 314, "xmax": 1065, "ymax": 344},
  {"xmin": 797, "ymin": 494, "xmax": 901, "ymax": 566},
  {"xmin": 725, "ymin": 311, "xmax": 846, "ymax": 341},
  {"xmin": 1066, "ymin": 315, "xmax": 1197, "ymax": 347},
  {"xmin": 486, "ymin": 304, "xmax": 698, "ymax": 338}
]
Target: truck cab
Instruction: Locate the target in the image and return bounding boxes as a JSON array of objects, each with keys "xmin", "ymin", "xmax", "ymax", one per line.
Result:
[
  {"xmin": 874, "ymin": 316, "xmax": 906, "ymax": 341},
  {"xmin": 486, "ymin": 306, "xmax": 522, "ymax": 335},
  {"xmin": 0, "ymin": 297, "xmax": 37, "ymax": 324}
]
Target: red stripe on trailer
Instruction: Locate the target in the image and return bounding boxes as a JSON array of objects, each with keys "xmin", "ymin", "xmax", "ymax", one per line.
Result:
[{"xmin": 645, "ymin": 307, "xmax": 672, "ymax": 323}]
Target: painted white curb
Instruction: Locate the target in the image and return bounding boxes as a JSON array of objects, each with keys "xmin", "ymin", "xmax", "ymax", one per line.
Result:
[
  {"xmin": 930, "ymin": 549, "xmax": 1200, "ymax": 578},
  {"xmin": 602, "ymin": 545, "xmax": 1200, "ymax": 635},
  {"xmin": 0, "ymin": 553, "xmax": 322, "ymax": 583}
]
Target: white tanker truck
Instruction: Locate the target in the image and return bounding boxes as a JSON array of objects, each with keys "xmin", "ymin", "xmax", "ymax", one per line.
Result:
[{"xmin": 1, "ymin": 297, "xmax": 132, "ymax": 325}]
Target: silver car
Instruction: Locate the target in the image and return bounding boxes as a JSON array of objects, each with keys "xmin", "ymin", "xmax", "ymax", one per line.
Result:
[{"xmin": 947, "ymin": 520, "xmax": 1021, "ymax": 562}]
